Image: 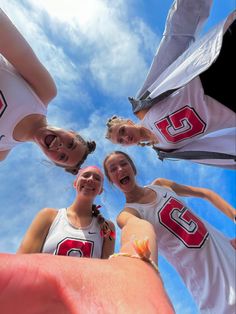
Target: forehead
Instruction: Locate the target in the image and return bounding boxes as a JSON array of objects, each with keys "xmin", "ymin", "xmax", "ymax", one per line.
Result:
[
  {"xmin": 58, "ymin": 141, "xmax": 87, "ymax": 167},
  {"xmin": 105, "ymin": 154, "xmax": 128, "ymax": 166},
  {"xmin": 109, "ymin": 124, "xmax": 121, "ymax": 138},
  {"xmin": 79, "ymin": 167, "xmax": 103, "ymax": 177}
]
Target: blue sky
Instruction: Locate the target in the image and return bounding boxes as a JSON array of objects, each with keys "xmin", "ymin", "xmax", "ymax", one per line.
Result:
[{"xmin": 0, "ymin": 0, "xmax": 235, "ymax": 312}]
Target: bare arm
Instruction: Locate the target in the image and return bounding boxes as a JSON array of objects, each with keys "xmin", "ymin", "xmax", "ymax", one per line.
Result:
[
  {"xmin": 136, "ymin": 0, "xmax": 213, "ymax": 99},
  {"xmin": 0, "ymin": 9, "xmax": 57, "ymax": 105},
  {"xmin": 153, "ymin": 178, "xmax": 236, "ymax": 222},
  {"xmin": 0, "ymin": 150, "xmax": 11, "ymax": 161},
  {"xmin": 17, "ymin": 208, "xmax": 57, "ymax": 253},
  {"xmin": 0, "ymin": 253, "xmax": 174, "ymax": 314},
  {"xmin": 101, "ymin": 220, "xmax": 116, "ymax": 259},
  {"xmin": 117, "ymin": 207, "xmax": 157, "ymax": 263}
]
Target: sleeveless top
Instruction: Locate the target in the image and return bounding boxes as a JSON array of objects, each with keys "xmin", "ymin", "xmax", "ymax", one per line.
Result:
[
  {"xmin": 0, "ymin": 55, "xmax": 47, "ymax": 151},
  {"xmin": 125, "ymin": 184, "xmax": 235, "ymax": 313},
  {"xmin": 42, "ymin": 208, "xmax": 103, "ymax": 258}
]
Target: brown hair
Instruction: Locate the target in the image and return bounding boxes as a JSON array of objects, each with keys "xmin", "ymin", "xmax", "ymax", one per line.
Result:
[
  {"xmin": 103, "ymin": 150, "xmax": 137, "ymax": 182},
  {"xmin": 92, "ymin": 205, "xmax": 114, "ymax": 240}
]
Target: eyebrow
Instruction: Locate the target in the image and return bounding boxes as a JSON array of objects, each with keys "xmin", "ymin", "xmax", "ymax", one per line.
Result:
[
  {"xmin": 118, "ymin": 127, "xmax": 124, "ymax": 135},
  {"xmin": 107, "ymin": 158, "xmax": 126, "ymax": 167},
  {"xmin": 83, "ymin": 171, "xmax": 101, "ymax": 178},
  {"xmin": 72, "ymin": 140, "xmax": 77, "ymax": 150}
]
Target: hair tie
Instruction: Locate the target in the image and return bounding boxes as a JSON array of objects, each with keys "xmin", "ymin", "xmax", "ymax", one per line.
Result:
[{"xmin": 109, "ymin": 238, "xmax": 159, "ymax": 273}]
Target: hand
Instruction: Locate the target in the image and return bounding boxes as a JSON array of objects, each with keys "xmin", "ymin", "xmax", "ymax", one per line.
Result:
[{"xmin": 0, "ymin": 253, "xmax": 174, "ymax": 314}]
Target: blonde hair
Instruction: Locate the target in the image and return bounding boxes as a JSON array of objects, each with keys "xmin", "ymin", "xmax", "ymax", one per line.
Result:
[
  {"xmin": 105, "ymin": 115, "xmax": 155, "ymax": 147},
  {"xmin": 105, "ymin": 115, "xmax": 129, "ymax": 140}
]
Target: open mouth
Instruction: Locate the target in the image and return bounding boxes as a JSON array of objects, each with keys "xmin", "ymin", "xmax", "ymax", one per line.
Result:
[
  {"xmin": 44, "ymin": 135, "xmax": 56, "ymax": 148},
  {"xmin": 120, "ymin": 176, "xmax": 130, "ymax": 185}
]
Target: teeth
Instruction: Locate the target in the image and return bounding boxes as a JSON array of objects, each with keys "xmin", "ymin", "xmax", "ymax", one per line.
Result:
[
  {"xmin": 120, "ymin": 176, "xmax": 129, "ymax": 184},
  {"xmin": 82, "ymin": 186, "xmax": 94, "ymax": 190},
  {"xmin": 49, "ymin": 137, "xmax": 57, "ymax": 148}
]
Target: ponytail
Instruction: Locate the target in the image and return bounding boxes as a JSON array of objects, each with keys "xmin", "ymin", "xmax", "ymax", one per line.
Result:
[{"xmin": 92, "ymin": 205, "xmax": 115, "ymax": 241}]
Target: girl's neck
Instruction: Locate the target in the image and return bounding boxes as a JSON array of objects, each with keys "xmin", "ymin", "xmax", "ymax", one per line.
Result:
[
  {"xmin": 67, "ymin": 197, "xmax": 94, "ymax": 228},
  {"xmin": 13, "ymin": 114, "xmax": 47, "ymax": 142},
  {"xmin": 125, "ymin": 185, "xmax": 146, "ymax": 203},
  {"xmin": 68, "ymin": 197, "xmax": 94, "ymax": 217},
  {"xmin": 140, "ymin": 126, "xmax": 158, "ymax": 144},
  {"xmin": 125, "ymin": 184, "xmax": 157, "ymax": 204}
]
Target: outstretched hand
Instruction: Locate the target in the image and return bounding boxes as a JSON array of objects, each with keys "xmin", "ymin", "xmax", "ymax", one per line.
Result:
[{"xmin": 0, "ymin": 253, "xmax": 174, "ymax": 314}]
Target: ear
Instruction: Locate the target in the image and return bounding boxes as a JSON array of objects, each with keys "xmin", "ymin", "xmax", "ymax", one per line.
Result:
[
  {"xmin": 73, "ymin": 179, "xmax": 77, "ymax": 188},
  {"xmin": 127, "ymin": 119, "xmax": 135, "ymax": 125},
  {"xmin": 98, "ymin": 186, "xmax": 104, "ymax": 195}
]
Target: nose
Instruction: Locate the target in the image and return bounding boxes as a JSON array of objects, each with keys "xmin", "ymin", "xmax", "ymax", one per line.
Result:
[
  {"xmin": 56, "ymin": 143, "xmax": 63, "ymax": 151},
  {"xmin": 117, "ymin": 164, "xmax": 123, "ymax": 172},
  {"xmin": 124, "ymin": 135, "xmax": 130, "ymax": 144},
  {"xmin": 87, "ymin": 174, "xmax": 94, "ymax": 182}
]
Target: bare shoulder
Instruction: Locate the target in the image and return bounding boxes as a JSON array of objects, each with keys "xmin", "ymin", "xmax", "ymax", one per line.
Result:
[
  {"xmin": 120, "ymin": 206, "xmax": 141, "ymax": 217},
  {"xmin": 0, "ymin": 149, "xmax": 11, "ymax": 161},
  {"xmin": 135, "ymin": 108, "xmax": 149, "ymax": 120},
  {"xmin": 151, "ymin": 177, "xmax": 172, "ymax": 187},
  {"xmin": 117, "ymin": 207, "xmax": 141, "ymax": 224},
  {"xmin": 36, "ymin": 207, "xmax": 58, "ymax": 224}
]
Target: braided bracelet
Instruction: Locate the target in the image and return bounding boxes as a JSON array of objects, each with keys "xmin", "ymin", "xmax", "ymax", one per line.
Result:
[{"xmin": 109, "ymin": 238, "xmax": 159, "ymax": 274}]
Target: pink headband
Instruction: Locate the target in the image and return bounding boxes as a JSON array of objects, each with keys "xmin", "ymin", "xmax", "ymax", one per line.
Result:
[{"xmin": 75, "ymin": 166, "xmax": 104, "ymax": 182}]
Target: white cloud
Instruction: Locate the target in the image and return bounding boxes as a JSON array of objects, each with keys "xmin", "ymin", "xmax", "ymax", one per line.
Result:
[
  {"xmin": 3, "ymin": 0, "xmax": 158, "ymax": 98},
  {"xmin": 0, "ymin": 1, "xmax": 235, "ymax": 311}
]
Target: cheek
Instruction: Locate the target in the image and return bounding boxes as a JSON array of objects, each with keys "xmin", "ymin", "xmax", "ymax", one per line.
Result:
[
  {"xmin": 44, "ymin": 151, "xmax": 57, "ymax": 162},
  {"xmin": 110, "ymin": 174, "xmax": 119, "ymax": 185}
]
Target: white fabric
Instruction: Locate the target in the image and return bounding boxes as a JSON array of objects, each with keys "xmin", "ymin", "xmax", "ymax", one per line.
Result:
[
  {"xmin": 137, "ymin": 0, "xmax": 214, "ymax": 99},
  {"xmin": 141, "ymin": 77, "xmax": 236, "ymax": 168},
  {"xmin": 125, "ymin": 185, "xmax": 236, "ymax": 314},
  {"xmin": 136, "ymin": 1, "xmax": 235, "ymax": 104},
  {"xmin": 0, "ymin": 55, "xmax": 47, "ymax": 151},
  {"xmin": 134, "ymin": 0, "xmax": 236, "ymax": 168},
  {"xmin": 42, "ymin": 208, "xmax": 103, "ymax": 259}
]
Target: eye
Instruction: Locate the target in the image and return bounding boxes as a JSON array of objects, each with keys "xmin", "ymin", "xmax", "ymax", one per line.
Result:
[
  {"xmin": 119, "ymin": 127, "xmax": 125, "ymax": 136},
  {"xmin": 82, "ymin": 172, "xmax": 90, "ymax": 178},
  {"xmin": 94, "ymin": 175, "xmax": 101, "ymax": 181},
  {"xmin": 68, "ymin": 140, "xmax": 75, "ymax": 149},
  {"xmin": 109, "ymin": 167, "xmax": 116, "ymax": 173},
  {"xmin": 58, "ymin": 153, "xmax": 66, "ymax": 161}
]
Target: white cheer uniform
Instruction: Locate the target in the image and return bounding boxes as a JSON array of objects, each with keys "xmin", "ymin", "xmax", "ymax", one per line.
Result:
[
  {"xmin": 0, "ymin": 55, "xmax": 47, "ymax": 151},
  {"xmin": 140, "ymin": 77, "xmax": 236, "ymax": 168},
  {"xmin": 130, "ymin": 0, "xmax": 236, "ymax": 168},
  {"xmin": 125, "ymin": 185, "xmax": 236, "ymax": 314},
  {"xmin": 42, "ymin": 208, "xmax": 103, "ymax": 258}
]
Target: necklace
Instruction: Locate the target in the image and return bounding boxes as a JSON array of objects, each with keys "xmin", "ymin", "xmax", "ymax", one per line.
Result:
[{"xmin": 138, "ymin": 128, "xmax": 158, "ymax": 147}]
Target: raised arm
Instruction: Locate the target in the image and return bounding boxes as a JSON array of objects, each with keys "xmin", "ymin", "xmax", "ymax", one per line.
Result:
[
  {"xmin": 0, "ymin": 150, "xmax": 11, "ymax": 162},
  {"xmin": 17, "ymin": 208, "xmax": 56, "ymax": 253},
  {"xmin": 101, "ymin": 220, "xmax": 116, "ymax": 259},
  {"xmin": 153, "ymin": 178, "xmax": 236, "ymax": 222},
  {"xmin": 0, "ymin": 9, "xmax": 57, "ymax": 105},
  {"xmin": 137, "ymin": 0, "xmax": 213, "ymax": 99},
  {"xmin": 117, "ymin": 207, "xmax": 157, "ymax": 262},
  {"xmin": 114, "ymin": 207, "xmax": 174, "ymax": 312}
]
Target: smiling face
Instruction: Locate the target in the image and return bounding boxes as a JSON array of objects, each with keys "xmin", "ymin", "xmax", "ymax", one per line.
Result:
[
  {"xmin": 109, "ymin": 122, "xmax": 141, "ymax": 146},
  {"xmin": 74, "ymin": 166, "xmax": 104, "ymax": 198},
  {"xmin": 34, "ymin": 127, "xmax": 88, "ymax": 169},
  {"xmin": 104, "ymin": 152, "xmax": 137, "ymax": 193}
]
